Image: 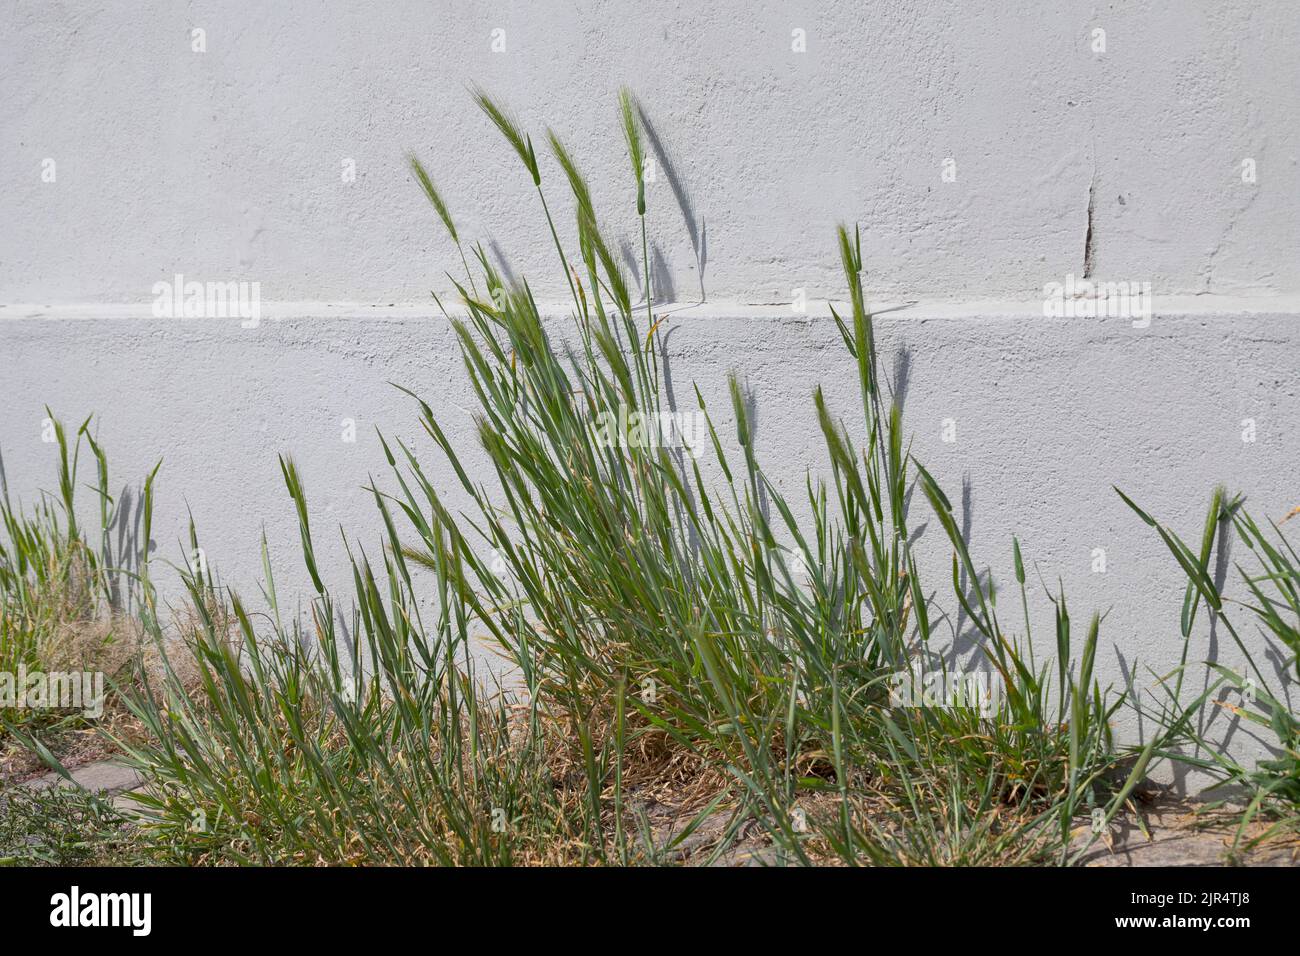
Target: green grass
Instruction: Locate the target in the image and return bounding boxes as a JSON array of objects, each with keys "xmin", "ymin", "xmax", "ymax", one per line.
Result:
[
  {"xmin": 2, "ymin": 88, "xmax": 1291, "ymax": 866},
  {"xmin": 0, "ymin": 784, "xmax": 144, "ymax": 867},
  {"xmin": 1117, "ymin": 486, "xmax": 1300, "ymax": 851},
  {"xmin": 0, "ymin": 414, "xmax": 144, "ymax": 745}
]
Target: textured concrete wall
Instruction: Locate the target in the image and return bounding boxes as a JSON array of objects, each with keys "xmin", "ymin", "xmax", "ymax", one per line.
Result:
[
  {"xmin": 4, "ymin": 0, "xmax": 1298, "ymax": 302},
  {"xmin": 3, "ymin": 2, "xmax": 1299, "ymax": 773}
]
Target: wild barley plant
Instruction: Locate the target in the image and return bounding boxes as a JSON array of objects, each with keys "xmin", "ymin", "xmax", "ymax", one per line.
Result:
[
  {"xmin": 0, "ymin": 414, "xmax": 146, "ymax": 737},
  {"xmin": 391, "ymin": 89, "xmax": 1134, "ymax": 863},
  {"xmin": 1118, "ymin": 487, "xmax": 1300, "ymax": 851}
]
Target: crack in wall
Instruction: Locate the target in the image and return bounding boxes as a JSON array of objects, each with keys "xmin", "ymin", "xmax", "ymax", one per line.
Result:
[{"xmin": 1083, "ymin": 169, "xmax": 1097, "ymax": 279}]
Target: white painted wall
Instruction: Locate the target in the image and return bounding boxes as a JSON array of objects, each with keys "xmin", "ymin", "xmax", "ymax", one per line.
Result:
[
  {"xmin": 3, "ymin": 2, "xmax": 1299, "ymax": 779},
  {"xmin": 4, "ymin": 1, "xmax": 1298, "ymax": 303}
]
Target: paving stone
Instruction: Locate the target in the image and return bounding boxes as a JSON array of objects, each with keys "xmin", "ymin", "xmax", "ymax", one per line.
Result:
[
  {"xmin": 28, "ymin": 760, "xmax": 141, "ymax": 796},
  {"xmin": 1081, "ymin": 832, "xmax": 1297, "ymax": 867},
  {"xmin": 1072, "ymin": 802, "xmax": 1300, "ymax": 867},
  {"xmin": 111, "ymin": 790, "xmax": 150, "ymax": 818}
]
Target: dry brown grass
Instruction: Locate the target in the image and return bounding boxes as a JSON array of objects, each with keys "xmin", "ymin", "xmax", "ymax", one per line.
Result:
[{"xmin": 0, "ymin": 594, "xmax": 222, "ymax": 785}]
